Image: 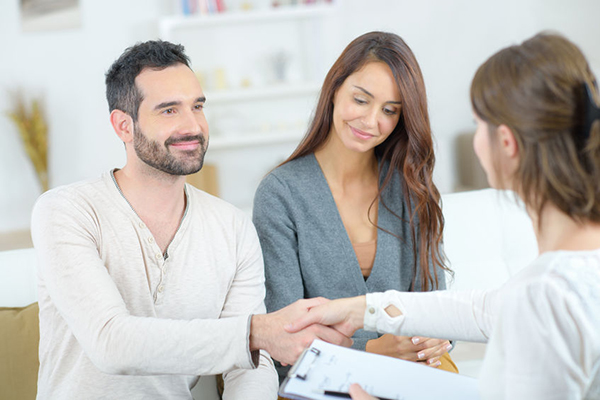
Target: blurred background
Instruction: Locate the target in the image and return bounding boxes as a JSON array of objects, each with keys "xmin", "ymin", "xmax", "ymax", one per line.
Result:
[{"xmin": 2, "ymin": 0, "xmax": 600, "ymax": 248}]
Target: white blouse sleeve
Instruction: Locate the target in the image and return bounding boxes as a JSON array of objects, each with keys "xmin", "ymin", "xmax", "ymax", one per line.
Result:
[{"xmin": 364, "ymin": 288, "xmax": 502, "ymax": 342}]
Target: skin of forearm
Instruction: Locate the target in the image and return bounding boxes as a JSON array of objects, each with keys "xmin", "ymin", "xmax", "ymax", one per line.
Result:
[{"xmin": 249, "ymin": 314, "xmax": 268, "ymax": 352}]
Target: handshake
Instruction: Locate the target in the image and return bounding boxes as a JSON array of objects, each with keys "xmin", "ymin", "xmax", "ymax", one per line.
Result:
[
  {"xmin": 249, "ymin": 296, "xmax": 366, "ymax": 365},
  {"xmin": 250, "ymin": 296, "xmax": 451, "ymax": 400},
  {"xmin": 250, "ymin": 295, "xmax": 451, "ymax": 367}
]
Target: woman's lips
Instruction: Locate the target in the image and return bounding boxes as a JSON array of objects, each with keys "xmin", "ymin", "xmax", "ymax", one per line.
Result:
[{"xmin": 350, "ymin": 126, "xmax": 374, "ymax": 140}]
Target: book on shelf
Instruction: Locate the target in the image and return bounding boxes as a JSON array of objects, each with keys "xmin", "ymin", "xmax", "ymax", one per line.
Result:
[
  {"xmin": 215, "ymin": 0, "xmax": 226, "ymax": 13},
  {"xmin": 180, "ymin": 0, "xmax": 190, "ymax": 15},
  {"xmin": 179, "ymin": 0, "xmax": 226, "ymax": 16},
  {"xmin": 272, "ymin": 0, "xmax": 333, "ymax": 6},
  {"xmin": 198, "ymin": 0, "xmax": 209, "ymax": 14},
  {"xmin": 178, "ymin": 0, "xmax": 333, "ymax": 16},
  {"xmin": 205, "ymin": 0, "xmax": 215, "ymax": 14}
]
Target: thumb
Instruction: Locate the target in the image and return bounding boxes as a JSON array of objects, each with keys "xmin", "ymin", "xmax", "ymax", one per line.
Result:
[
  {"xmin": 348, "ymin": 383, "xmax": 377, "ymax": 400},
  {"xmin": 284, "ymin": 313, "xmax": 316, "ymax": 333}
]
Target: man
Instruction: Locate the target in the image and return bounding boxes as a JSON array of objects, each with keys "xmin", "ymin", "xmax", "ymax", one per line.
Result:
[{"xmin": 31, "ymin": 40, "xmax": 350, "ymax": 399}]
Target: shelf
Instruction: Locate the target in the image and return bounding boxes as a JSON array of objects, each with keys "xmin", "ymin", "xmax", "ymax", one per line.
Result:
[
  {"xmin": 205, "ymin": 82, "xmax": 321, "ymax": 104},
  {"xmin": 159, "ymin": 3, "xmax": 336, "ymax": 38},
  {"xmin": 209, "ymin": 130, "xmax": 304, "ymax": 150}
]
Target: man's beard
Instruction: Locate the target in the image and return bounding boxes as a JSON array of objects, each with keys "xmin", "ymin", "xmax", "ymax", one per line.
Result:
[{"xmin": 133, "ymin": 125, "xmax": 207, "ymax": 176}]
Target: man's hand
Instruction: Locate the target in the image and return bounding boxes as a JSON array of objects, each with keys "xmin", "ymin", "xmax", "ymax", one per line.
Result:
[
  {"xmin": 250, "ymin": 298, "xmax": 353, "ymax": 365},
  {"xmin": 284, "ymin": 296, "xmax": 366, "ymax": 337}
]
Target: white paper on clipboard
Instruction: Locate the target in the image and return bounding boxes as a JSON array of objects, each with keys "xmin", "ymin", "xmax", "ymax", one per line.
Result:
[{"xmin": 279, "ymin": 339, "xmax": 481, "ymax": 400}]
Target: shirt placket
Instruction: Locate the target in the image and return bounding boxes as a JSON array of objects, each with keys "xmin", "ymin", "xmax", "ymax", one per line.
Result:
[
  {"xmin": 153, "ymin": 251, "xmax": 167, "ymax": 304},
  {"xmin": 139, "ymin": 221, "xmax": 167, "ymax": 304}
]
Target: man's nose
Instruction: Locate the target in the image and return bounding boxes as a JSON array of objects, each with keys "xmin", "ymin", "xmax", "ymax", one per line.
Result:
[{"xmin": 179, "ymin": 109, "xmax": 203, "ymax": 135}]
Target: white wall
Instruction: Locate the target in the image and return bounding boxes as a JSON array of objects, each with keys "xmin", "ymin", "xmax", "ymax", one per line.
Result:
[
  {"xmin": 2, "ymin": 0, "xmax": 600, "ymax": 233},
  {"xmin": 333, "ymin": 0, "xmax": 600, "ymax": 195},
  {"xmin": 0, "ymin": 0, "xmax": 168, "ymax": 232}
]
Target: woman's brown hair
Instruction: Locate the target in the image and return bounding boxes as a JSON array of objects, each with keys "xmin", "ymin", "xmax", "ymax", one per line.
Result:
[
  {"xmin": 282, "ymin": 31, "xmax": 448, "ymax": 291},
  {"xmin": 471, "ymin": 32, "xmax": 600, "ymax": 224}
]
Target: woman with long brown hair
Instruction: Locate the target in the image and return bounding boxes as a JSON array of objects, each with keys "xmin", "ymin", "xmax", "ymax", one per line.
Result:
[
  {"xmin": 288, "ymin": 32, "xmax": 600, "ymax": 399},
  {"xmin": 252, "ymin": 31, "xmax": 455, "ymax": 383}
]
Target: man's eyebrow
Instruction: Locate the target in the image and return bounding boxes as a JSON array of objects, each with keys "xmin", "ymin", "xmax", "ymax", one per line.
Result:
[
  {"xmin": 154, "ymin": 100, "xmax": 181, "ymax": 111},
  {"xmin": 353, "ymin": 85, "xmax": 402, "ymax": 105},
  {"xmin": 154, "ymin": 96, "xmax": 206, "ymax": 111}
]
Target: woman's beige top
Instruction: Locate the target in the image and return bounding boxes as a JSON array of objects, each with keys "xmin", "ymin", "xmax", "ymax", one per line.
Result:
[{"xmin": 353, "ymin": 239, "xmax": 377, "ymax": 278}]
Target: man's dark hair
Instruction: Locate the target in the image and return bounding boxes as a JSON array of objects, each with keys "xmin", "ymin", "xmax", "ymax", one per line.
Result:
[{"xmin": 105, "ymin": 40, "xmax": 191, "ymax": 122}]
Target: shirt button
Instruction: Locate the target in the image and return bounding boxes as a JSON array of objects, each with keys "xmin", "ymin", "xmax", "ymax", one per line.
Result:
[
  {"xmin": 139, "ymin": 222, "xmax": 146, "ymax": 229},
  {"xmin": 155, "ymin": 253, "xmax": 162, "ymax": 260},
  {"xmin": 368, "ymin": 307, "xmax": 376, "ymax": 314},
  {"xmin": 158, "ymin": 285, "xmax": 164, "ymax": 293},
  {"xmin": 148, "ymin": 237, "xmax": 154, "ymax": 243}
]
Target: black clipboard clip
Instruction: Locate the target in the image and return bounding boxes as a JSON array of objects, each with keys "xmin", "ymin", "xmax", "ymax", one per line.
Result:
[{"xmin": 288, "ymin": 346, "xmax": 321, "ymax": 380}]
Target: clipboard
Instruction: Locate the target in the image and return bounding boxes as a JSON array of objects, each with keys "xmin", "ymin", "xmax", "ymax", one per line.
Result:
[{"xmin": 279, "ymin": 339, "xmax": 481, "ymax": 400}]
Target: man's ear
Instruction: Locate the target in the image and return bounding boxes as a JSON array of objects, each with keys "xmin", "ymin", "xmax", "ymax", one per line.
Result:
[
  {"xmin": 497, "ymin": 124, "xmax": 519, "ymax": 159},
  {"xmin": 110, "ymin": 110, "xmax": 134, "ymax": 144}
]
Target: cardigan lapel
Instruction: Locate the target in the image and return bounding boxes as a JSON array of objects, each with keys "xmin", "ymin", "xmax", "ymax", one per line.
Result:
[{"xmin": 308, "ymin": 154, "xmax": 387, "ymax": 294}]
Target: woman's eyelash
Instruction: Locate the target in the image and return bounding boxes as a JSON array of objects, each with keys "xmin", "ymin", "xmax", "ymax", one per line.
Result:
[{"xmin": 354, "ymin": 96, "xmax": 399, "ymax": 115}]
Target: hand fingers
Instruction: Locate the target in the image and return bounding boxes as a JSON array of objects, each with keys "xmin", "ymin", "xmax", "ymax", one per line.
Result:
[
  {"xmin": 298, "ymin": 297, "xmax": 330, "ymax": 309},
  {"xmin": 285, "ymin": 311, "xmax": 319, "ymax": 333},
  {"xmin": 425, "ymin": 356, "xmax": 441, "ymax": 368},
  {"xmin": 411, "ymin": 337, "xmax": 448, "ymax": 349},
  {"xmin": 285, "ymin": 299, "xmax": 344, "ymax": 333},
  {"xmin": 410, "ymin": 336, "xmax": 425, "ymax": 345},
  {"xmin": 421, "ymin": 338, "xmax": 450, "ymax": 348},
  {"xmin": 284, "ymin": 298, "xmax": 333, "ymax": 333},
  {"xmin": 412, "ymin": 338, "xmax": 451, "ymax": 358},
  {"xmin": 331, "ymin": 321, "xmax": 359, "ymax": 338},
  {"xmin": 417, "ymin": 357, "xmax": 442, "ymax": 368},
  {"xmin": 349, "ymin": 383, "xmax": 378, "ymax": 400},
  {"xmin": 314, "ymin": 325, "xmax": 353, "ymax": 348},
  {"xmin": 417, "ymin": 341, "xmax": 452, "ymax": 361}
]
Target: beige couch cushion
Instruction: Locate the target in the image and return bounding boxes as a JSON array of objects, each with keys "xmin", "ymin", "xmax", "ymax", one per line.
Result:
[{"xmin": 0, "ymin": 302, "xmax": 39, "ymax": 400}]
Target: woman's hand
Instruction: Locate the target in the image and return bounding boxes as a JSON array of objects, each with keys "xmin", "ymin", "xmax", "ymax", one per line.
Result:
[
  {"xmin": 250, "ymin": 298, "xmax": 353, "ymax": 366},
  {"xmin": 348, "ymin": 383, "xmax": 378, "ymax": 400},
  {"xmin": 285, "ymin": 296, "xmax": 366, "ymax": 337},
  {"xmin": 365, "ymin": 335, "xmax": 452, "ymax": 368}
]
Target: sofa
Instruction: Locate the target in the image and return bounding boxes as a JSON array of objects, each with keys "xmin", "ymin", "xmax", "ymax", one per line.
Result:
[
  {"xmin": 0, "ymin": 188, "xmax": 538, "ymax": 398},
  {"xmin": 441, "ymin": 189, "xmax": 538, "ymax": 377}
]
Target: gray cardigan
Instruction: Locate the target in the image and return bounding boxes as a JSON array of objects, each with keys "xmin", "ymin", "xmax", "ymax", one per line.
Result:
[{"xmin": 252, "ymin": 154, "xmax": 446, "ymax": 379}]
